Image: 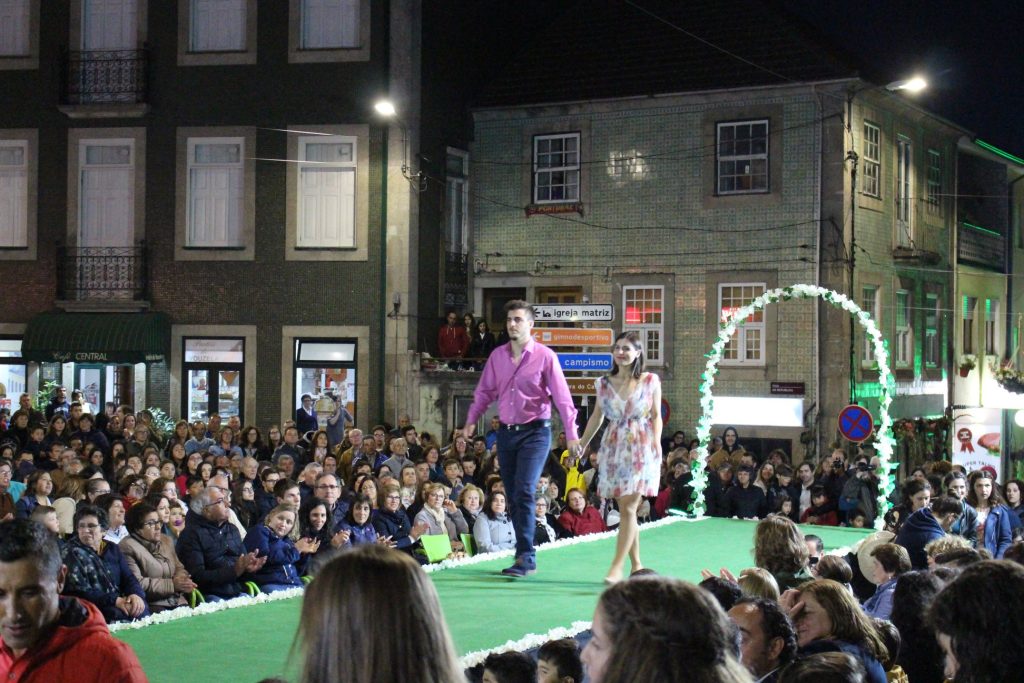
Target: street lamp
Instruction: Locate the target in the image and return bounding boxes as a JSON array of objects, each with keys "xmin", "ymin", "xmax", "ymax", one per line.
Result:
[
  {"xmin": 886, "ymin": 76, "xmax": 927, "ymax": 93},
  {"xmin": 373, "ymin": 99, "xmax": 426, "ymax": 190}
]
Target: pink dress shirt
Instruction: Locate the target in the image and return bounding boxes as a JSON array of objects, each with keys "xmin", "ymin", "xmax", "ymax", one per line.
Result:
[{"xmin": 466, "ymin": 339, "xmax": 579, "ymax": 441}]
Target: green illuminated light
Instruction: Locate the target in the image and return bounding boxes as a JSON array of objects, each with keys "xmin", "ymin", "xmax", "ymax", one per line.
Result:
[
  {"xmin": 975, "ymin": 139, "xmax": 1024, "ymax": 166},
  {"xmin": 962, "ymin": 221, "xmax": 1001, "ymax": 237}
]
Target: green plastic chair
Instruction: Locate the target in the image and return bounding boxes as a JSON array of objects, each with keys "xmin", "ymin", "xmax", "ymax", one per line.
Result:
[
  {"xmin": 420, "ymin": 534, "xmax": 453, "ymax": 563},
  {"xmin": 459, "ymin": 533, "xmax": 476, "ymax": 557},
  {"xmin": 243, "ymin": 581, "xmax": 262, "ymax": 596},
  {"xmin": 301, "ymin": 575, "xmax": 313, "ymax": 585},
  {"xmin": 188, "ymin": 588, "xmax": 206, "ymax": 608}
]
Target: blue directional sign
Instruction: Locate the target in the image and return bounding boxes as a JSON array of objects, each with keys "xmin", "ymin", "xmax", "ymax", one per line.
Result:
[
  {"xmin": 558, "ymin": 353, "xmax": 613, "ymax": 372},
  {"xmin": 838, "ymin": 404, "xmax": 874, "ymax": 443}
]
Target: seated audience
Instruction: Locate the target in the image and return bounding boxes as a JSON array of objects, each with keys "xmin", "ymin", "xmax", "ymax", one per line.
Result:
[
  {"xmin": 889, "ymin": 571, "xmax": 946, "ymax": 683},
  {"xmin": 176, "ymin": 486, "xmax": 266, "ymax": 600},
  {"xmin": 537, "ymin": 638, "xmax": 583, "ymax": 683},
  {"xmin": 0, "ymin": 519, "xmax": 146, "ymax": 681},
  {"xmin": 482, "ymin": 651, "xmax": 535, "ymax": 683},
  {"xmin": 557, "ymin": 488, "xmax": 608, "ymax": 537},
  {"xmin": 61, "ymin": 504, "xmax": 149, "ymax": 623},
  {"xmin": 862, "ymin": 543, "xmax": 911, "ymax": 620},
  {"xmin": 337, "ymin": 493, "xmax": 379, "ymax": 547},
  {"xmin": 894, "ymin": 495, "xmax": 961, "ymax": 569},
  {"xmin": 727, "ymin": 596, "xmax": 798, "ymax": 683},
  {"xmin": 372, "ymin": 482, "xmax": 429, "ymax": 560},
  {"xmin": 778, "ymin": 652, "xmax": 866, "ymax": 683},
  {"xmin": 534, "ymin": 495, "xmax": 562, "ymax": 545},
  {"xmin": 119, "ymin": 502, "xmax": 196, "ymax": 612},
  {"xmin": 413, "ymin": 482, "xmax": 468, "ymax": 552},
  {"xmin": 754, "ymin": 515, "xmax": 812, "ymax": 591},
  {"xmin": 242, "ymin": 503, "xmax": 317, "ymax": 592},
  {"xmin": 294, "ymin": 545, "xmax": 464, "ymax": 683},
  {"xmin": 473, "ymin": 490, "xmax": 516, "ymax": 554}
]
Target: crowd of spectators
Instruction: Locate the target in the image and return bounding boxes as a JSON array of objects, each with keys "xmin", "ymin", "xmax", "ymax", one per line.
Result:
[{"xmin": 4, "ymin": 388, "xmax": 1024, "ymax": 683}]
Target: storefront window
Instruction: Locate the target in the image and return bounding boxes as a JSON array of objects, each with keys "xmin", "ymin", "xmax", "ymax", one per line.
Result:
[
  {"xmin": 184, "ymin": 338, "xmax": 244, "ymax": 423},
  {"xmin": 0, "ymin": 338, "xmax": 25, "ymax": 414},
  {"xmin": 293, "ymin": 339, "xmax": 356, "ymax": 428}
]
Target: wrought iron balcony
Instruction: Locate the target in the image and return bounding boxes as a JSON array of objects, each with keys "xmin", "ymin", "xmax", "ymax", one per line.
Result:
[
  {"xmin": 57, "ymin": 243, "xmax": 149, "ymax": 302},
  {"xmin": 61, "ymin": 47, "xmax": 148, "ymax": 105},
  {"xmin": 958, "ymin": 221, "xmax": 1006, "ymax": 272}
]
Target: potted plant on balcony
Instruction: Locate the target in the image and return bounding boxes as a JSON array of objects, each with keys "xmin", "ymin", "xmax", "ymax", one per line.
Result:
[
  {"xmin": 994, "ymin": 361, "xmax": 1024, "ymax": 394},
  {"xmin": 958, "ymin": 355, "xmax": 976, "ymax": 378}
]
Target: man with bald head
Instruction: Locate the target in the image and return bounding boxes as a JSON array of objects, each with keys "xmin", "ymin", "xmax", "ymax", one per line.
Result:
[{"xmin": 338, "ymin": 428, "xmax": 363, "ymax": 484}]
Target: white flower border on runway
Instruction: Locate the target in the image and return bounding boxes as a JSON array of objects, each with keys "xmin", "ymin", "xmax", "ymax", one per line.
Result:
[
  {"xmin": 108, "ymin": 515, "xmax": 692, "ymax": 632},
  {"xmin": 691, "ymin": 284, "xmax": 897, "ymax": 530}
]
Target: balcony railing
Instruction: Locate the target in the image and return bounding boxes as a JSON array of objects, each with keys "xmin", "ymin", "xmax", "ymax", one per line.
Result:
[
  {"xmin": 61, "ymin": 47, "xmax": 148, "ymax": 105},
  {"xmin": 958, "ymin": 221, "xmax": 1006, "ymax": 272},
  {"xmin": 57, "ymin": 243, "xmax": 149, "ymax": 302}
]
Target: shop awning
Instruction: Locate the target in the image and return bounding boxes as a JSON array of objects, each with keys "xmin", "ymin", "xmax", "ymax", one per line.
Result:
[{"xmin": 22, "ymin": 312, "xmax": 170, "ymax": 364}]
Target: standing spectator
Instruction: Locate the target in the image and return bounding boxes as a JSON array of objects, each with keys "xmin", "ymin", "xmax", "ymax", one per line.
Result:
[
  {"xmin": 295, "ymin": 394, "xmax": 319, "ymax": 437},
  {"xmin": 184, "ymin": 420, "xmax": 216, "ymax": 456},
  {"xmin": 324, "ymin": 399, "xmax": 353, "ymax": 451},
  {"xmin": 468, "ymin": 319, "xmax": 496, "ymax": 364},
  {"xmin": 727, "ymin": 465, "xmax": 767, "ymax": 519},
  {"xmin": 44, "ymin": 386, "xmax": 70, "ymax": 421},
  {"xmin": 437, "ymin": 310, "xmax": 470, "ymax": 361},
  {"xmin": 17, "ymin": 392, "xmax": 45, "ymax": 429},
  {"xmin": 966, "ymin": 469, "xmax": 1013, "ymax": 558}
]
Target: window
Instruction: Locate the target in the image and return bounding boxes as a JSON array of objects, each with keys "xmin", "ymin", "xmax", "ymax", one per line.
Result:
[
  {"xmin": 301, "ymin": 0, "xmax": 358, "ymax": 49},
  {"xmin": 926, "ymin": 149, "xmax": 941, "ymax": 215},
  {"xmin": 716, "ymin": 120, "xmax": 768, "ymax": 194},
  {"xmin": 895, "ymin": 289, "xmax": 912, "ymax": 368},
  {"xmin": 186, "ymin": 138, "xmax": 244, "ymax": 248},
  {"xmin": 896, "ymin": 136, "xmax": 913, "ymax": 247},
  {"xmin": 183, "ymin": 338, "xmax": 244, "ymax": 422},
  {"xmin": 0, "ymin": 0, "xmax": 29, "ymax": 56},
  {"xmin": 293, "ymin": 339, "xmax": 357, "ymax": 425},
  {"xmin": 78, "ymin": 139, "xmax": 135, "ymax": 249},
  {"xmin": 445, "ymin": 149, "xmax": 468, "ymax": 254},
  {"xmin": 963, "ymin": 296, "xmax": 977, "ymax": 355},
  {"xmin": 533, "ymin": 133, "xmax": 579, "ymax": 204},
  {"xmin": 719, "ymin": 283, "xmax": 765, "ymax": 365},
  {"xmin": 623, "ymin": 286, "xmax": 663, "ymax": 366},
  {"xmin": 297, "ymin": 135, "xmax": 356, "ymax": 248},
  {"xmin": 0, "ymin": 140, "xmax": 27, "ymax": 247},
  {"xmin": 860, "ymin": 285, "xmax": 879, "ymax": 366},
  {"xmin": 924, "ymin": 293, "xmax": 939, "ymax": 368},
  {"xmin": 0, "ymin": 337, "xmax": 25, "ymax": 404},
  {"xmin": 862, "ymin": 122, "xmax": 880, "ymax": 197},
  {"xmin": 190, "ymin": 0, "xmax": 246, "ymax": 52},
  {"xmin": 985, "ymin": 298, "xmax": 999, "ymax": 356}
]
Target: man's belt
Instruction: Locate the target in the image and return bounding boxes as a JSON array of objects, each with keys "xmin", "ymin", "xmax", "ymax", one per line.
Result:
[{"xmin": 500, "ymin": 419, "xmax": 551, "ymax": 432}]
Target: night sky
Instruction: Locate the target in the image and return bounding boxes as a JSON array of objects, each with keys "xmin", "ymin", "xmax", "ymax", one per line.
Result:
[{"xmin": 783, "ymin": 0, "xmax": 1024, "ymax": 156}]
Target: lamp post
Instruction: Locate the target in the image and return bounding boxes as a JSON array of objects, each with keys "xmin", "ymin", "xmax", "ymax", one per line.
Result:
[{"xmin": 844, "ymin": 75, "xmax": 928, "ymax": 404}]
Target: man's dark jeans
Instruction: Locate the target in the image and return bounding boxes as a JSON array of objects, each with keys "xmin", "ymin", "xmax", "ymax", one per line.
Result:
[{"xmin": 497, "ymin": 425, "xmax": 551, "ymax": 567}]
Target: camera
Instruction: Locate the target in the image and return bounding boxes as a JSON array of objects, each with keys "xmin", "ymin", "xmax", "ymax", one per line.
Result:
[{"xmin": 857, "ymin": 462, "xmax": 871, "ymax": 472}]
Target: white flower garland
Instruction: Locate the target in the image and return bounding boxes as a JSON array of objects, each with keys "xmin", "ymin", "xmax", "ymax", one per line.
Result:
[
  {"xmin": 107, "ymin": 586, "xmax": 305, "ymax": 632},
  {"xmin": 108, "ymin": 516, "xmax": 692, "ymax": 632},
  {"xmin": 460, "ymin": 620, "xmax": 593, "ymax": 669},
  {"xmin": 692, "ymin": 284, "xmax": 896, "ymax": 530}
]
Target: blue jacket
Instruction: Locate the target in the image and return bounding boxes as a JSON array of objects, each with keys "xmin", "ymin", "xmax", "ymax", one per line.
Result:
[
  {"xmin": 338, "ymin": 520, "xmax": 378, "ymax": 546},
  {"xmin": 862, "ymin": 577, "xmax": 897, "ymax": 620},
  {"xmin": 894, "ymin": 507, "xmax": 945, "ymax": 570},
  {"xmin": 242, "ymin": 525, "xmax": 303, "ymax": 588},
  {"xmin": 980, "ymin": 505, "xmax": 1013, "ymax": 559},
  {"xmin": 372, "ymin": 508, "xmax": 417, "ymax": 551},
  {"xmin": 801, "ymin": 640, "xmax": 886, "ymax": 683},
  {"xmin": 61, "ymin": 539, "xmax": 147, "ymax": 623},
  {"xmin": 176, "ymin": 509, "xmax": 247, "ymax": 599}
]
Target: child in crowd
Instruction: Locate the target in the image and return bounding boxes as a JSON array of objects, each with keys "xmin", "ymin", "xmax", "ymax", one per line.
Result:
[
  {"xmin": 800, "ymin": 485, "xmax": 839, "ymax": 526},
  {"xmin": 537, "ymin": 638, "xmax": 583, "ymax": 683},
  {"xmin": 242, "ymin": 503, "xmax": 319, "ymax": 592},
  {"xmin": 30, "ymin": 504, "xmax": 62, "ymax": 541},
  {"xmin": 441, "ymin": 458, "xmax": 464, "ymax": 500},
  {"xmin": 481, "ymin": 651, "xmax": 535, "ymax": 683}
]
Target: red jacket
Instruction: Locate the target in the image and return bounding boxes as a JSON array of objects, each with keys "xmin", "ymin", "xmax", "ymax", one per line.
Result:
[
  {"xmin": 558, "ymin": 506, "xmax": 608, "ymax": 537},
  {"xmin": 437, "ymin": 324, "xmax": 470, "ymax": 358},
  {"xmin": 0, "ymin": 597, "xmax": 147, "ymax": 682},
  {"xmin": 800, "ymin": 506, "xmax": 839, "ymax": 527}
]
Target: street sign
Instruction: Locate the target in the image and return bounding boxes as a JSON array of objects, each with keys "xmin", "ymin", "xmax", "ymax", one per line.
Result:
[
  {"xmin": 532, "ymin": 328, "xmax": 614, "ymax": 346},
  {"xmin": 566, "ymin": 377, "xmax": 597, "ymax": 395},
  {"xmin": 771, "ymin": 382, "xmax": 805, "ymax": 396},
  {"xmin": 533, "ymin": 304, "xmax": 614, "ymax": 322},
  {"xmin": 558, "ymin": 353, "xmax": 613, "ymax": 372},
  {"xmin": 838, "ymin": 404, "xmax": 874, "ymax": 443}
]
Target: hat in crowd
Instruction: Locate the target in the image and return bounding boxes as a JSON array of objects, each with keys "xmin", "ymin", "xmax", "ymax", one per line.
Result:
[
  {"xmin": 855, "ymin": 530, "xmax": 896, "ymax": 585},
  {"xmin": 980, "ymin": 465, "xmax": 998, "ymax": 481}
]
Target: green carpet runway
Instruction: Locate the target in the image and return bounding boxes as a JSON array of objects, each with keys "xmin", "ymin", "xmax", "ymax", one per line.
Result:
[{"xmin": 116, "ymin": 518, "xmax": 870, "ymax": 683}]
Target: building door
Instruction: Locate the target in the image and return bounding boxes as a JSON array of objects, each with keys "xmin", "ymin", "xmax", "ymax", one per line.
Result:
[
  {"xmin": 482, "ymin": 287, "xmax": 525, "ymax": 339},
  {"xmin": 78, "ymin": 140, "xmax": 134, "ymax": 298},
  {"xmin": 82, "ymin": 0, "xmax": 136, "ymax": 50}
]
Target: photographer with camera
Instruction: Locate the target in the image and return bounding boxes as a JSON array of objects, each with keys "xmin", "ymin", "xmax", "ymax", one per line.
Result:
[
  {"xmin": 839, "ymin": 454, "xmax": 880, "ymax": 525},
  {"xmin": 819, "ymin": 448, "xmax": 850, "ymax": 512}
]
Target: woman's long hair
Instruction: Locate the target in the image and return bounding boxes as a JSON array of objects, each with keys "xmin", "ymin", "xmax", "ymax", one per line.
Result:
[
  {"xmin": 596, "ymin": 576, "xmax": 750, "ymax": 683},
  {"xmin": 797, "ymin": 579, "xmax": 887, "ymax": 661},
  {"xmin": 294, "ymin": 545, "xmax": 464, "ymax": 683},
  {"xmin": 754, "ymin": 515, "xmax": 809, "ymax": 575},
  {"xmin": 609, "ymin": 331, "xmax": 644, "ymax": 380}
]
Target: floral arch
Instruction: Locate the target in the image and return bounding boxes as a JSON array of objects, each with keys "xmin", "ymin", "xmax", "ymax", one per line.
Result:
[{"xmin": 688, "ymin": 284, "xmax": 898, "ymax": 529}]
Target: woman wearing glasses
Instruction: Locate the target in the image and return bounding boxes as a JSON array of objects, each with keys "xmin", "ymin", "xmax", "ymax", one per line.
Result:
[
  {"xmin": 120, "ymin": 502, "xmax": 196, "ymax": 612},
  {"xmin": 61, "ymin": 504, "xmax": 150, "ymax": 623}
]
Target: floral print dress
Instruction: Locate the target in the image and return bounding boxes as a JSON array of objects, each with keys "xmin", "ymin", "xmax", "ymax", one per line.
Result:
[{"xmin": 596, "ymin": 373, "xmax": 662, "ymax": 498}]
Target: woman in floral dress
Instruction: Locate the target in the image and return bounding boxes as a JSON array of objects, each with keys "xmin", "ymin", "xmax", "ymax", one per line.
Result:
[{"xmin": 578, "ymin": 331, "xmax": 662, "ymax": 584}]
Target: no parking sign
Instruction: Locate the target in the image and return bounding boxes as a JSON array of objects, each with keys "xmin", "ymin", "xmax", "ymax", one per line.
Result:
[{"xmin": 838, "ymin": 404, "xmax": 874, "ymax": 443}]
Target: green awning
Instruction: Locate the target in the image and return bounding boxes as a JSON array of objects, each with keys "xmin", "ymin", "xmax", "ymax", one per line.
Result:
[{"xmin": 22, "ymin": 312, "xmax": 170, "ymax": 364}]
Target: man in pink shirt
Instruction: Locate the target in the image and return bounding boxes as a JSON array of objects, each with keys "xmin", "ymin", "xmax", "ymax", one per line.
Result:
[{"xmin": 463, "ymin": 300, "xmax": 580, "ymax": 577}]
